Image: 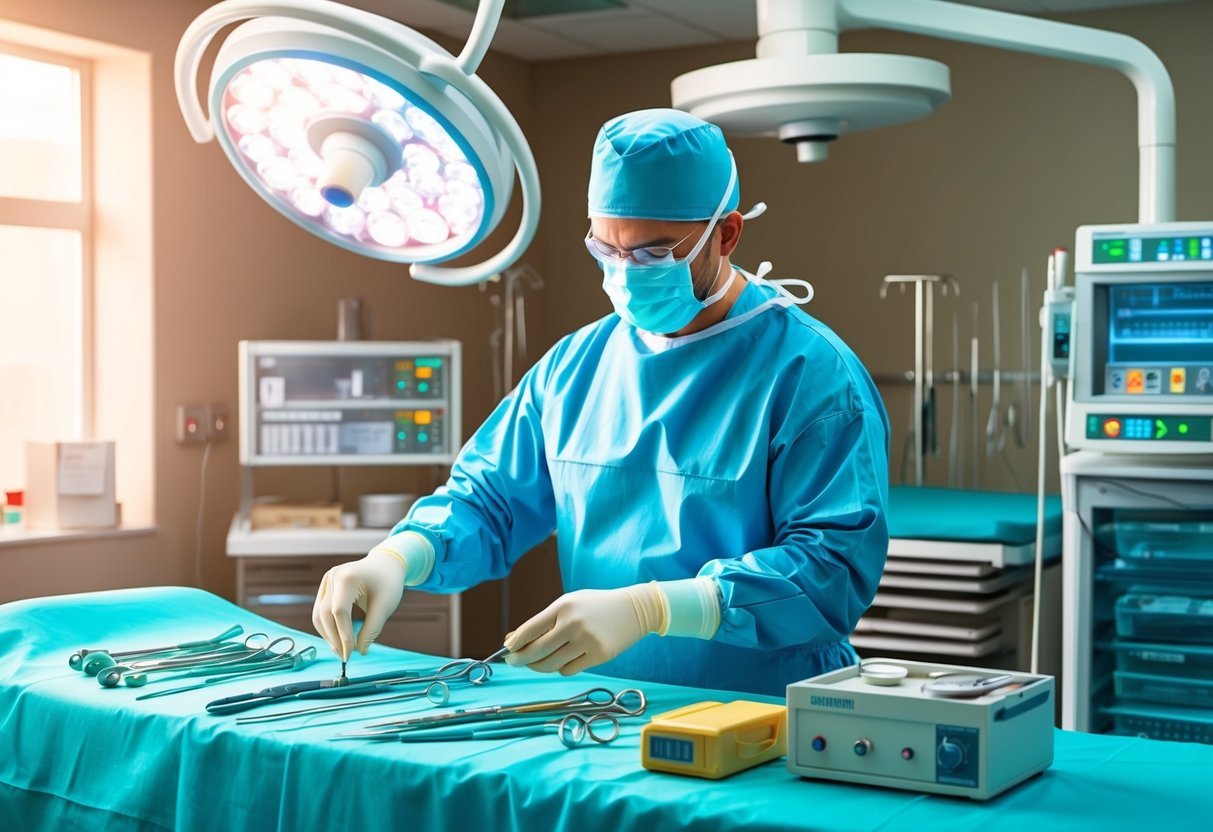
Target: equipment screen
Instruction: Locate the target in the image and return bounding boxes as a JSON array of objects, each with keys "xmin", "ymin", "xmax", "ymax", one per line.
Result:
[{"xmin": 1095, "ymin": 282, "xmax": 1213, "ymax": 397}]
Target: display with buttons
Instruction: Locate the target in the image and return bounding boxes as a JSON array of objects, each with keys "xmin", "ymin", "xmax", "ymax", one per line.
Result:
[{"xmin": 1086, "ymin": 414, "xmax": 1212, "ymax": 442}]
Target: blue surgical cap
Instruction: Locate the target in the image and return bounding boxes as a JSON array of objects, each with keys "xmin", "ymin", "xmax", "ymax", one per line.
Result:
[{"xmin": 588, "ymin": 108, "xmax": 740, "ymax": 221}]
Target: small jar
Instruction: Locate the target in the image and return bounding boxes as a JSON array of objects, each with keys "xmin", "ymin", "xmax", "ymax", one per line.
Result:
[{"xmin": 3, "ymin": 490, "xmax": 24, "ymax": 532}]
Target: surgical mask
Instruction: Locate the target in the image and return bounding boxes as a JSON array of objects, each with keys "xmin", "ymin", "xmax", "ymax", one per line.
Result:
[
  {"xmin": 599, "ymin": 225, "xmax": 736, "ymax": 334},
  {"xmin": 594, "ymin": 152, "xmax": 740, "ymax": 333}
]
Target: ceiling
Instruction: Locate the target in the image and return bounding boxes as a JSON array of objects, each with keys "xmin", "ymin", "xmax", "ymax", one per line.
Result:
[{"xmin": 347, "ymin": 0, "xmax": 1195, "ymax": 62}]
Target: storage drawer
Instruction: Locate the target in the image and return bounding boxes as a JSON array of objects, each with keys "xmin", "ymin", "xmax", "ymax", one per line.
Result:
[
  {"xmin": 1114, "ymin": 593, "xmax": 1213, "ymax": 642},
  {"xmin": 1104, "ymin": 703, "xmax": 1213, "ymax": 745},
  {"xmin": 1114, "ymin": 670, "xmax": 1213, "ymax": 708},
  {"xmin": 1110, "ymin": 641, "xmax": 1213, "ymax": 680}
]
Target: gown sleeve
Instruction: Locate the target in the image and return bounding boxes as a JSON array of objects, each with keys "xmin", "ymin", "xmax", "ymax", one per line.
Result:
[
  {"xmin": 698, "ymin": 405, "xmax": 890, "ymax": 649},
  {"xmin": 392, "ymin": 352, "xmax": 559, "ymax": 593}
]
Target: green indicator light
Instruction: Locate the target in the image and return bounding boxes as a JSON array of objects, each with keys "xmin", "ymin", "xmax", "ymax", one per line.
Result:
[
  {"xmin": 1189, "ymin": 239, "xmax": 1199, "ymax": 258},
  {"xmin": 416, "ymin": 358, "xmax": 444, "ymax": 368},
  {"xmin": 417, "ymin": 432, "xmax": 428, "ymax": 443},
  {"xmin": 1155, "ymin": 419, "xmax": 1168, "ymax": 440},
  {"xmin": 397, "ymin": 431, "xmax": 406, "ymax": 441},
  {"xmin": 418, "ymin": 382, "xmax": 429, "ymax": 393},
  {"xmin": 397, "ymin": 381, "xmax": 406, "ymax": 389},
  {"xmin": 1179, "ymin": 423, "xmax": 1190, "ymax": 435}
]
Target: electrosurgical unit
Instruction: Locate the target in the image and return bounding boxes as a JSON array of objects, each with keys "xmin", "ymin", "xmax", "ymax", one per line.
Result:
[
  {"xmin": 1066, "ymin": 222, "xmax": 1213, "ymax": 453},
  {"xmin": 787, "ymin": 659, "xmax": 1053, "ymax": 799}
]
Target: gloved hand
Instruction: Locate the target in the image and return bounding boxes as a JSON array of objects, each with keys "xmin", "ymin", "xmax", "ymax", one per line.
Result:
[
  {"xmin": 503, "ymin": 584, "xmax": 666, "ymax": 676},
  {"xmin": 312, "ymin": 532, "xmax": 434, "ymax": 659}
]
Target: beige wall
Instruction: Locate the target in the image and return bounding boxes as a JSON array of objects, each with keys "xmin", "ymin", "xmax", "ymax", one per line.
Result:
[
  {"xmin": 528, "ymin": 0, "xmax": 1213, "ymax": 496},
  {"xmin": 1, "ymin": 1, "xmax": 1211, "ymax": 653}
]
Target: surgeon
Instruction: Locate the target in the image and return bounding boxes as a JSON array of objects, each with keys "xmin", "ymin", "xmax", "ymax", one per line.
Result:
[{"xmin": 313, "ymin": 108, "xmax": 890, "ymax": 696}]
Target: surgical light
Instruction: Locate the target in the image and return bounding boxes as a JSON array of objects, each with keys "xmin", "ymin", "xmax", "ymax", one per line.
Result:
[{"xmin": 176, "ymin": 0, "xmax": 538, "ymax": 286}]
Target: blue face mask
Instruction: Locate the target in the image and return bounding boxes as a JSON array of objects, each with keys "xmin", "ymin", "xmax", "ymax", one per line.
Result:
[{"xmin": 599, "ymin": 231, "xmax": 736, "ymax": 334}]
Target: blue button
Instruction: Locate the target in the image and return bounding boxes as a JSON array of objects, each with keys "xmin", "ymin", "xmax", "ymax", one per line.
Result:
[{"xmin": 812, "ymin": 736, "xmax": 827, "ymax": 752}]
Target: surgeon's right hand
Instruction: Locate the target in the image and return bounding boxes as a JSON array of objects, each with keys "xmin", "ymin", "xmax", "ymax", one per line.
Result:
[
  {"xmin": 312, "ymin": 549, "xmax": 405, "ymax": 660},
  {"xmin": 313, "ymin": 531, "xmax": 437, "ymax": 658}
]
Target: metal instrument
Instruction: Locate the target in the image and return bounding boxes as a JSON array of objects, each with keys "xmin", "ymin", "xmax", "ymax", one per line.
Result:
[
  {"xmin": 880, "ymin": 274, "xmax": 959, "ymax": 485},
  {"xmin": 206, "ymin": 647, "xmax": 509, "ymax": 716},
  {"xmin": 70, "ymin": 624, "xmax": 244, "ymax": 674},
  {"xmin": 134, "ymin": 646, "xmax": 319, "ymax": 701},
  {"xmin": 97, "ymin": 634, "xmax": 297, "ymax": 688},
  {"xmin": 336, "ymin": 686, "xmax": 647, "ymax": 741},
  {"xmin": 235, "ymin": 681, "xmax": 452, "ymax": 725},
  {"xmin": 393, "ymin": 711, "xmax": 622, "ymax": 749}
]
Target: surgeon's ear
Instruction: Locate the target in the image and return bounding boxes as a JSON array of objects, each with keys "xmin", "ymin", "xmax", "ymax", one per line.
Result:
[{"xmin": 718, "ymin": 211, "xmax": 744, "ymax": 257}]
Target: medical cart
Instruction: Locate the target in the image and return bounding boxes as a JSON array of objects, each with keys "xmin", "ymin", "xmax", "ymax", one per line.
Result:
[
  {"xmin": 226, "ymin": 340, "xmax": 462, "ymax": 656},
  {"xmin": 1061, "ymin": 451, "xmax": 1213, "ymax": 742}
]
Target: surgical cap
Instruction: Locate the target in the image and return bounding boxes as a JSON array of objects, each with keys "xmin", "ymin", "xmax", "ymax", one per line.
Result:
[{"xmin": 588, "ymin": 108, "xmax": 740, "ymax": 221}]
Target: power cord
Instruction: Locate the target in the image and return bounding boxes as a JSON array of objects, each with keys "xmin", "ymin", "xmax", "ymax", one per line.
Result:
[{"xmin": 195, "ymin": 440, "xmax": 213, "ymax": 589}]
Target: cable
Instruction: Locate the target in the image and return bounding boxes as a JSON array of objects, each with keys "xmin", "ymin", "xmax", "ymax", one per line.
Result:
[
  {"xmin": 1031, "ymin": 287, "xmax": 1052, "ymax": 675},
  {"xmin": 195, "ymin": 440, "xmax": 213, "ymax": 589}
]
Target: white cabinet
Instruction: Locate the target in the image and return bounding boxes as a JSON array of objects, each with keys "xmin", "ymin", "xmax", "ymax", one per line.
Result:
[{"xmin": 226, "ymin": 340, "xmax": 462, "ymax": 656}]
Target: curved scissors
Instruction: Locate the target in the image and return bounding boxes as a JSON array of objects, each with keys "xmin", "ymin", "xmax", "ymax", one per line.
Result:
[
  {"xmin": 390, "ymin": 711, "xmax": 621, "ymax": 748},
  {"xmin": 340, "ymin": 687, "xmax": 647, "ymax": 739}
]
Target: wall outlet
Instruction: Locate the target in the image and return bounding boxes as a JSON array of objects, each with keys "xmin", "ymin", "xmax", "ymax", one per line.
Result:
[{"xmin": 176, "ymin": 403, "xmax": 230, "ymax": 444}]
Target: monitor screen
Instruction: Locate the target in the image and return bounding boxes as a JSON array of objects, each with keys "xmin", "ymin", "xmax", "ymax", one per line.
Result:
[{"xmin": 1096, "ymin": 281, "xmax": 1213, "ymax": 397}]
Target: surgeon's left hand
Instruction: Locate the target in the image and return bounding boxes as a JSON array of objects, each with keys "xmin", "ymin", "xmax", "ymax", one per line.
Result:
[{"xmin": 503, "ymin": 584, "xmax": 664, "ymax": 676}]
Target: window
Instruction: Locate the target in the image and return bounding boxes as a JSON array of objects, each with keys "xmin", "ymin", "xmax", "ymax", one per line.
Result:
[{"xmin": 0, "ymin": 45, "xmax": 92, "ymax": 491}]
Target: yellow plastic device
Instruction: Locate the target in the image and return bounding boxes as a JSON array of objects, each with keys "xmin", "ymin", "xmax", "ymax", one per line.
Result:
[{"xmin": 641, "ymin": 700, "xmax": 787, "ymax": 779}]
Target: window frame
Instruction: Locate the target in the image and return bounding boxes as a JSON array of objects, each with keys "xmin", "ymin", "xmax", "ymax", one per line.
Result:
[{"xmin": 0, "ymin": 38, "xmax": 94, "ymax": 441}]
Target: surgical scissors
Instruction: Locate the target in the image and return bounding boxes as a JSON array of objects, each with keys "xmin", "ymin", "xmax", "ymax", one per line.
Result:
[
  {"xmin": 98, "ymin": 635, "xmax": 296, "ymax": 688},
  {"xmin": 337, "ymin": 686, "xmax": 647, "ymax": 740},
  {"xmin": 71, "ymin": 625, "xmax": 245, "ymax": 675},
  {"xmin": 234, "ymin": 681, "xmax": 451, "ymax": 725},
  {"xmin": 206, "ymin": 646, "xmax": 509, "ymax": 716},
  {"xmin": 393, "ymin": 711, "xmax": 621, "ymax": 749}
]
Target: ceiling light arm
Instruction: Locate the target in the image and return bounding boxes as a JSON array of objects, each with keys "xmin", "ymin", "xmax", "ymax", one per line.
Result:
[
  {"xmin": 791, "ymin": 0, "xmax": 1175, "ymax": 223},
  {"xmin": 458, "ymin": 0, "xmax": 505, "ymax": 76},
  {"xmin": 410, "ymin": 55, "xmax": 541, "ymax": 287}
]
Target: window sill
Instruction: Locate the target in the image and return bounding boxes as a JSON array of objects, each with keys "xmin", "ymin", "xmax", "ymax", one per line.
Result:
[{"xmin": 0, "ymin": 525, "xmax": 157, "ymax": 549}]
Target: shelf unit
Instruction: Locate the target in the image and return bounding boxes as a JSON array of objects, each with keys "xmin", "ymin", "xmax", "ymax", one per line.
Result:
[{"xmin": 227, "ymin": 340, "xmax": 463, "ymax": 656}]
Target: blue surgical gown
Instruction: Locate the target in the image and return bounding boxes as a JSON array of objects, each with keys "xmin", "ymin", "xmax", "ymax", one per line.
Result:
[{"xmin": 397, "ymin": 278, "xmax": 890, "ymax": 696}]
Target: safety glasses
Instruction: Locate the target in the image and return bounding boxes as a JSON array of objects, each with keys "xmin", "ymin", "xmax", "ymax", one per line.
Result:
[{"xmin": 584, "ymin": 224, "xmax": 710, "ymax": 266}]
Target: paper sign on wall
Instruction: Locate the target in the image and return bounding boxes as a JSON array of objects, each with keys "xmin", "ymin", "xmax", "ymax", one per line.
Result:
[{"xmin": 57, "ymin": 442, "xmax": 109, "ymax": 496}]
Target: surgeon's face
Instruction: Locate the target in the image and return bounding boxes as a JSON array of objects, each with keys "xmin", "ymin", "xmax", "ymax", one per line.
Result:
[{"xmin": 588, "ymin": 217, "xmax": 721, "ymax": 298}]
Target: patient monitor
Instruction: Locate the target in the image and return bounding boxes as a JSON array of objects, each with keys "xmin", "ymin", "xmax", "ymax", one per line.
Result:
[{"xmin": 1067, "ymin": 222, "xmax": 1213, "ymax": 454}]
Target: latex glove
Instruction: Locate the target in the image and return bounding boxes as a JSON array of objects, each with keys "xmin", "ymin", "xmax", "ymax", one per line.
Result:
[
  {"xmin": 503, "ymin": 584, "xmax": 665, "ymax": 676},
  {"xmin": 313, "ymin": 532, "xmax": 436, "ymax": 659}
]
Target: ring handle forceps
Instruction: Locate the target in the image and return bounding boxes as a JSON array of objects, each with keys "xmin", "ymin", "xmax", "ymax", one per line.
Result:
[
  {"xmin": 390, "ymin": 712, "xmax": 622, "ymax": 749},
  {"xmin": 98, "ymin": 635, "xmax": 296, "ymax": 688},
  {"xmin": 880, "ymin": 274, "xmax": 960, "ymax": 486},
  {"xmin": 206, "ymin": 646, "xmax": 509, "ymax": 716},
  {"xmin": 337, "ymin": 687, "xmax": 647, "ymax": 740},
  {"xmin": 72, "ymin": 625, "xmax": 245, "ymax": 675},
  {"xmin": 135, "ymin": 646, "xmax": 319, "ymax": 701}
]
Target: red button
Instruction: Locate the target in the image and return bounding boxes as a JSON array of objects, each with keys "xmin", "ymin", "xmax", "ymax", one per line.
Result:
[{"xmin": 1104, "ymin": 419, "xmax": 1122, "ymax": 438}]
